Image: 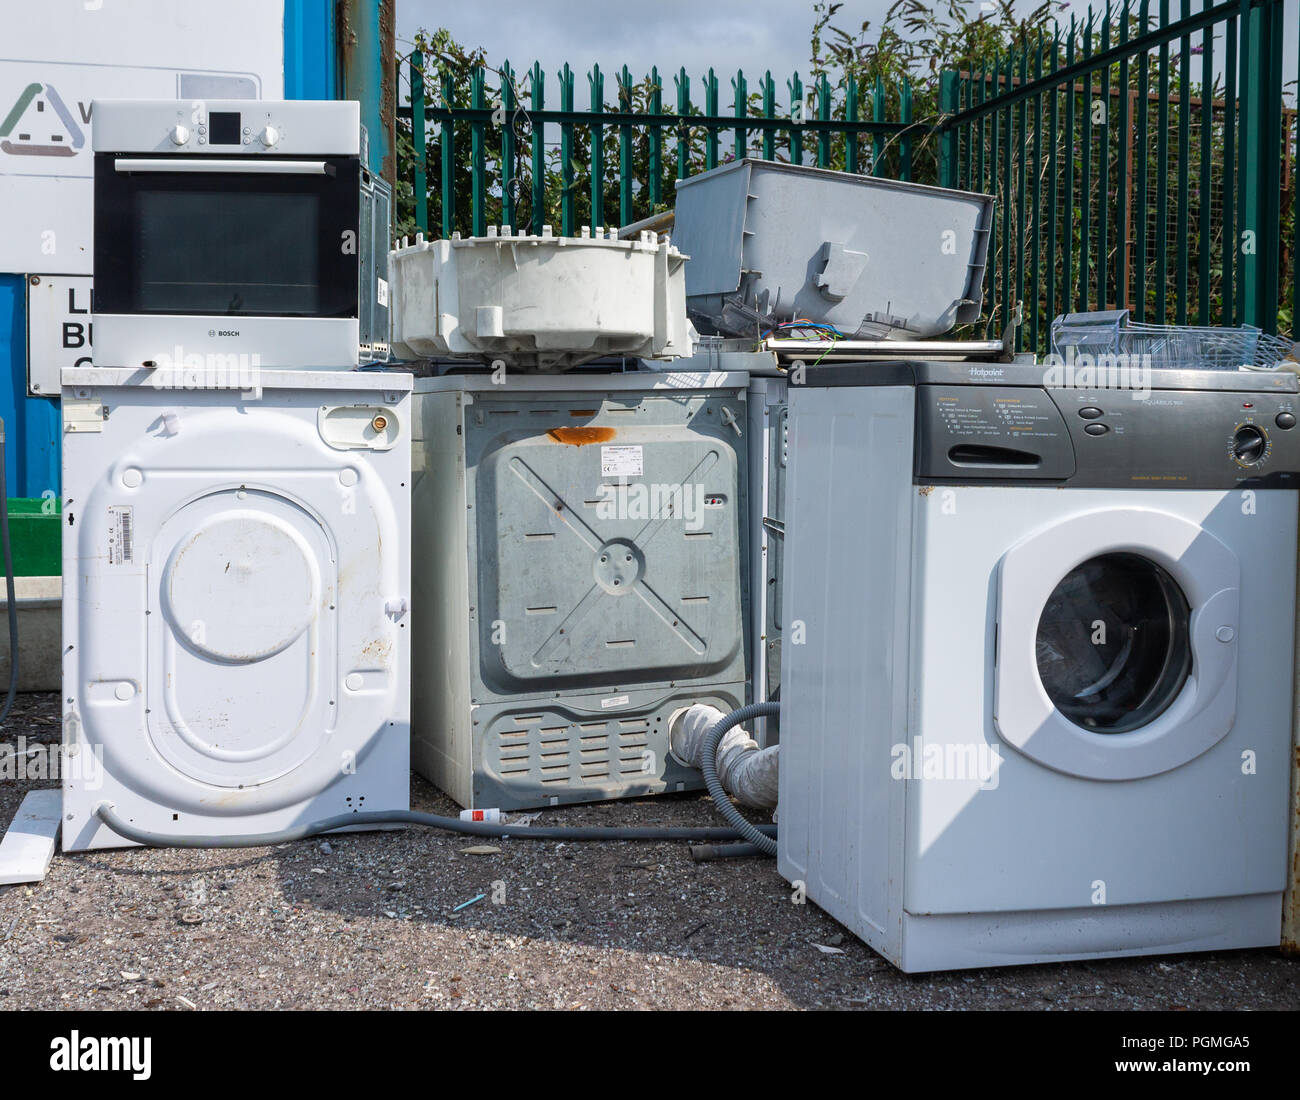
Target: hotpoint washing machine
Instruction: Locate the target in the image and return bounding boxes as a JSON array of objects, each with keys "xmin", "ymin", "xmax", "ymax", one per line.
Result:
[{"xmin": 778, "ymin": 360, "xmax": 1300, "ymax": 971}]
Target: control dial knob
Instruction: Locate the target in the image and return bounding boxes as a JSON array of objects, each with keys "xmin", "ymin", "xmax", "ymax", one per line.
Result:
[
  {"xmin": 1232, "ymin": 424, "xmax": 1268, "ymax": 465},
  {"xmin": 169, "ymin": 123, "xmax": 190, "ymax": 145},
  {"xmin": 258, "ymin": 125, "xmax": 280, "ymax": 148}
]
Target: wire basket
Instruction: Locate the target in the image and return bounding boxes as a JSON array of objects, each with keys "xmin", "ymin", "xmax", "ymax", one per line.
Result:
[{"xmin": 1050, "ymin": 310, "xmax": 1299, "ymax": 371}]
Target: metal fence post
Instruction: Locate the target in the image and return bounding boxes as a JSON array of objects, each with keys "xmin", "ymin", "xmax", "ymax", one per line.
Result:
[
  {"xmin": 939, "ymin": 71, "xmax": 958, "ymax": 189},
  {"xmin": 732, "ymin": 69, "xmax": 748, "ymax": 161},
  {"xmin": 675, "ymin": 68, "xmax": 691, "ymax": 181},
  {"xmin": 789, "ymin": 73, "xmax": 804, "ymax": 166},
  {"xmin": 589, "ymin": 63, "xmax": 604, "ymax": 230},
  {"xmin": 648, "ymin": 67, "xmax": 663, "ymax": 212},
  {"xmin": 618, "ymin": 66, "xmax": 634, "ymax": 227},
  {"xmin": 411, "ymin": 50, "xmax": 427, "ymax": 233},
  {"xmin": 560, "ymin": 64, "xmax": 575, "ymax": 236},
  {"xmin": 439, "ymin": 71, "xmax": 455, "ymax": 238},
  {"xmin": 761, "ymin": 72, "xmax": 776, "ymax": 161},
  {"xmin": 530, "ymin": 62, "xmax": 545, "ymax": 235},
  {"xmin": 500, "ymin": 60, "xmax": 516, "ymax": 229},
  {"xmin": 470, "ymin": 65, "xmax": 486, "ymax": 236},
  {"xmin": 846, "ymin": 74, "xmax": 860, "ymax": 174}
]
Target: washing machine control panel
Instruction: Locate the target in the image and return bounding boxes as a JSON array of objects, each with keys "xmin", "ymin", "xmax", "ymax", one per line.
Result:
[
  {"xmin": 916, "ymin": 385, "xmax": 1077, "ymax": 480},
  {"xmin": 915, "ymin": 380, "xmax": 1300, "ymax": 488}
]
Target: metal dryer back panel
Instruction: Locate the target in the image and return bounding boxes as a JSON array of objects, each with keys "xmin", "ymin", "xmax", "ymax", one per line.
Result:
[{"xmin": 411, "ymin": 371, "xmax": 750, "ymax": 810}]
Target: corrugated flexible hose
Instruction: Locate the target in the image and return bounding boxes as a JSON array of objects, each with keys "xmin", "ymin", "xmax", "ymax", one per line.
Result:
[{"xmin": 698, "ymin": 702, "xmax": 781, "ymax": 857}]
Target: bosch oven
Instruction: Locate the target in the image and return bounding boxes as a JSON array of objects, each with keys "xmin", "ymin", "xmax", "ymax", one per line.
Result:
[{"xmin": 92, "ymin": 99, "xmax": 390, "ymax": 369}]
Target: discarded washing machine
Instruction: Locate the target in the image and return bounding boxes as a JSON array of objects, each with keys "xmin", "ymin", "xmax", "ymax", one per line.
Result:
[
  {"xmin": 61, "ymin": 368, "xmax": 413, "ymax": 850},
  {"xmin": 62, "ymin": 99, "xmax": 412, "ymax": 851},
  {"xmin": 409, "ymin": 371, "xmax": 750, "ymax": 810},
  {"xmin": 778, "ymin": 360, "xmax": 1300, "ymax": 971}
]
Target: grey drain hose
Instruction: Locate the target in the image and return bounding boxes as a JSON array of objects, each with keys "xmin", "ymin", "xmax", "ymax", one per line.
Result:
[
  {"xmin": 699, "ymin": 702, "xmax": 781, "ymax": 857},
  {"xmin": 94, "ymin": 802, "xmax": 777, "ymax": 850}
]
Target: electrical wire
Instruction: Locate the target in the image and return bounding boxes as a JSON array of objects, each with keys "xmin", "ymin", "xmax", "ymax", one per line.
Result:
[{"xmin": 92, "ymin": 803, "xmax": 777, "ymax": 850}]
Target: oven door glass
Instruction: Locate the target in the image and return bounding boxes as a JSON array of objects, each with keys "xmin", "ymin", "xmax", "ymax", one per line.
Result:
[{"xmin": 94, "ymin": 155, "xmax": 360, "ymax": 318}]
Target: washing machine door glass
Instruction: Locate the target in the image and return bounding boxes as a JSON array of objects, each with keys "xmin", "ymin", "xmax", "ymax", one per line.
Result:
[
  {"xmin": 994, "ymin": 505, "xmax": 1239, "ymax": 780},
  {"xmin": 1035, "ymin": 553, "xmax": 1192, "ymax": 734}
]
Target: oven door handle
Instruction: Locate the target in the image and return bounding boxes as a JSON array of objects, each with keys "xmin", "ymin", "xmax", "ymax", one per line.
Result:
[{"xmin": 113, "ymin": 158, "xmax": 330, "ymax": 175}]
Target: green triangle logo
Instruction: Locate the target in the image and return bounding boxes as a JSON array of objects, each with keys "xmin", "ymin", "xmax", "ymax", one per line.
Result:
[{"xmin": 0, "ymin": 82, "xmax": 85, "ymax": 157}]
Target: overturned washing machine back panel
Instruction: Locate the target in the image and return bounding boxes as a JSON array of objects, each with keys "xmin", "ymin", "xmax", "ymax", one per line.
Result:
[
  {"xmin": 411, "ymin": 371, "xmax": 749, "ymax": 810},
  {"xmin": 61, "ymin": 367, "xmax": 413, "ymax": 851},
  {"xmin": 389, "ymin": 228, "xmax": 695, "ymax": 370}
]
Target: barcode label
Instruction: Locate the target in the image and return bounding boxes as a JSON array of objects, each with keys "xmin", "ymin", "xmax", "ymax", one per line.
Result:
[{"xmin": 107, "ymin": 505, "xmax": 134, "ymax": 566}]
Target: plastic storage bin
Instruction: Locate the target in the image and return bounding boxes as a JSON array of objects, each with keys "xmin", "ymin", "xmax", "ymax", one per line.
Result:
[{"xmin": 672, "ymin": 158, "xmax": 994, "ymax": 340}]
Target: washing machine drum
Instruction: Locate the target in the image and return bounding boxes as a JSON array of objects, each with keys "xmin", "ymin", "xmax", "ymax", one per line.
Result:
[
  {"xmin": 1034, "ymin": 552, "xmax": 1193, "ymax": 735},
  {"xmin": 994, "ymin": 507, "xmax": 1240, "ymax": 780}
]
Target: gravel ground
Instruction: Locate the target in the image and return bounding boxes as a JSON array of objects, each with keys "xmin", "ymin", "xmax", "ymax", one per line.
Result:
[{"xmin": 2, "ymin": 691, "xmax": 1298, "ymax": 1011}]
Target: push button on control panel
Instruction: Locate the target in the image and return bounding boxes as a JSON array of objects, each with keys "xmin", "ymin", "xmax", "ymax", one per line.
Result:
[
  {"xmin": 1077, "ymin": 406, "xmax": 1104, "ymax": 420},
  {"xmin": 1083, "ymin": 422, "xmax": 1109, "ymax": 436},
  {"xmin": 1276, "ymin": 412, "xmax": 1296, "ymax": 429}
]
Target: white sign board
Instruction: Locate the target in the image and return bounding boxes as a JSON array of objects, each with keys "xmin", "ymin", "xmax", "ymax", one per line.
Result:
[
  {"xmin": 26, "ymin": 274, "xmax": 94, "ymax": 395},
  {"xmin": 0, "ymin": 0, "xmax": 285, "ymax": 274}
]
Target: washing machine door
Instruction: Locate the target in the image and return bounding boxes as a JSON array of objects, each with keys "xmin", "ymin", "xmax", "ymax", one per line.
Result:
[{"xmin": 993, "ymin": 506, "xmax": 1239, "ymax": 779}]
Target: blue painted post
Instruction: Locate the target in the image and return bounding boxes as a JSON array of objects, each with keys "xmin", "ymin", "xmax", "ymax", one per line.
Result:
[
  {"xmin": 283, "ymin": 0, "xmax": 338, "ymax": 99},
  {"xmin": 0, "ymin": 276, "xmax": 59, "ymax": 499}
]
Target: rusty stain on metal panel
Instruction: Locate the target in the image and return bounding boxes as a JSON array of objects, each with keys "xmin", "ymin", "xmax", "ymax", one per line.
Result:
[{"xmin": 547, "ymin": 427, "xmax": 616, "ymax": 446}]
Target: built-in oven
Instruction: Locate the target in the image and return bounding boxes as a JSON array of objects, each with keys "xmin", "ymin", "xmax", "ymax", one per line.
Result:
[{"xmin": 92, "ymin": 99, "xmax": 390, "ymax": 369}]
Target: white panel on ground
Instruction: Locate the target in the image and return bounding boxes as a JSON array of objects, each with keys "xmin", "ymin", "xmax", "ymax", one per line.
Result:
[{"xmin": 0, "ymin": 788, "xmax": 61, "ymax": 885}]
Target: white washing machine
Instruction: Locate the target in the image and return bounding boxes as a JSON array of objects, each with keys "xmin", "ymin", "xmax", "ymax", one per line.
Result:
[
  {"xmin": 779, "ymin": 360, "xmax": 1300, "ymax": 971},
  {"xmin": 61, "ymin": 367, "xmax": 412, "ymax": 850}
]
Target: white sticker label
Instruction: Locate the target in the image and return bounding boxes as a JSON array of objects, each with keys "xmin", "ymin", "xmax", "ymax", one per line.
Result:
[
  {"xmin": 600, "ymin": 445, "xmax": 643, "ymax": 478},
  {"xmin": 601, "ymin": 694, "xmax": 630, "ymax": 709},
  {"xmin": 376, "ymin": 276, "xmax": 389, "ymax": 307},
  {"xmin": 107, "ymin": 505, "xmax": 134, "ymax": 566}
]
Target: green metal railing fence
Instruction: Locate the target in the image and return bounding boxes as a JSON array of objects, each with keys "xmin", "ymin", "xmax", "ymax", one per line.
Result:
[
  {"xmin": 936, "ymin": 0, "xmax": 1296, "ymax": 350},
  {"xmin": 397, "ymin": 58, "xmax": 922, "ymax": 239},
  {"xmin": 397, "ymin": 0, "xmax": 1297, "ymax": 350}
]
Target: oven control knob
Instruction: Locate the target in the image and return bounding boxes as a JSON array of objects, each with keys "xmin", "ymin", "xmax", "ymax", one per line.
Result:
[
  {"xmin": 169, "ymin": 123, "xmax": 190, "ymax": 145},
  {"xmin": 258, "ymin": 125, "xmax": 280, "ymax": 148},
  {"xmin": 1232, "ymin": 424, "xmax": 1268, "ymax": 465}
]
